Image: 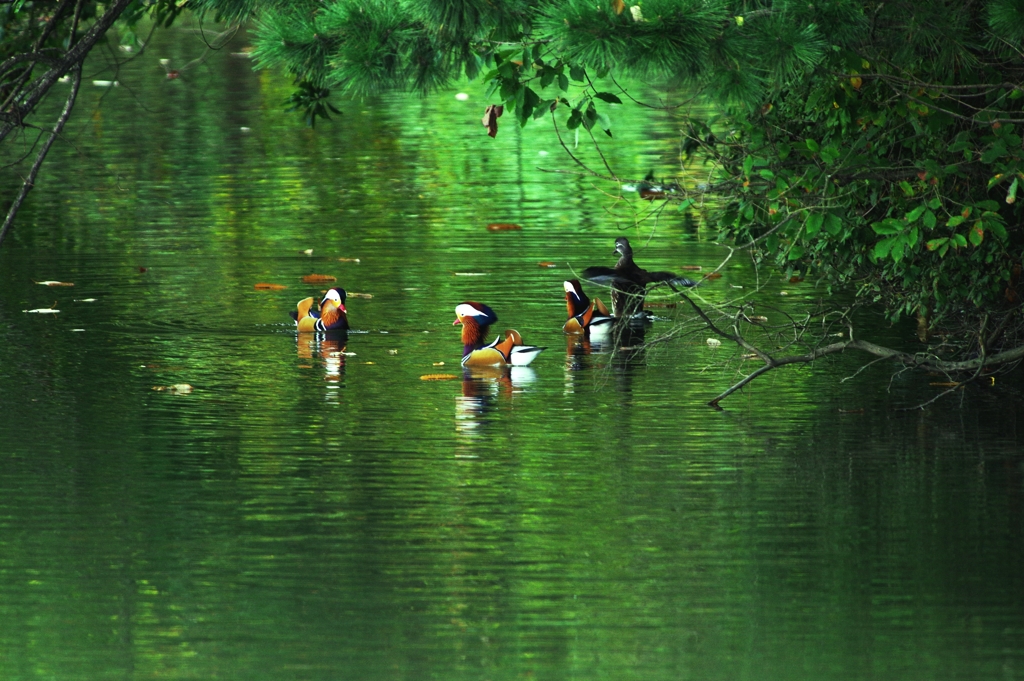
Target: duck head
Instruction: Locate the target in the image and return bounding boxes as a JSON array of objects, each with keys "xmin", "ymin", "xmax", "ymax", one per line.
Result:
[
  {"xmin": 614, "ymin": 237, "xmax": 633, "ymax": 258},
  {"xmin": 564, "ymin": 279, "xmax": 591, "ymax": 318},
  {"xmin": 320, "ymin": 287, "xmax": 347, "ymax": 314},
  {"xmin": 453, "ymin": 302, "xmax": 498, "ymax": 353}
]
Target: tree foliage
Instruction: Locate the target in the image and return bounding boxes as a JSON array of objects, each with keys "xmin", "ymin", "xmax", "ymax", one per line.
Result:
[{"xmin": 188, "ymin": 1, "xmax": 1024, "ymax": 366}]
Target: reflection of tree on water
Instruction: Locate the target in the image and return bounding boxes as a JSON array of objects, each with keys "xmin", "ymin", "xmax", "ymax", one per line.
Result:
[
  {"xmin": 564, "ymin": 322, "xmax": 647, "ymax": 395},
  {"xmin": 297, "ymin": 331, "xmax": 348, "ymax": 390},
  {"xmin": 455, "ymin": 367, "xmax": 536, "ymax": 439}
]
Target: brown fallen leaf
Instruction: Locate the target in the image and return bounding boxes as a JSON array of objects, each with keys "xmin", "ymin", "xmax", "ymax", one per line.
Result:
[
  {"xmin": 789, "ymin": 276, "xmax": 804, "ymax": 283},
  {"xmin": 338, "ymin": 257, "xmax": 361, "ymax": 263},
  {"xmin": 680, "ymin": 265, "xmax": 702, "ymax": 271},
  {"xmin": 482, "ymin": 104, "xmax": 503, "ymax": 138},
  {"xmin": 302, "ymin": 274, "xmax": 336, "ymax": 284},
  {"xmin": 487, "ymin": 223, "xmax": 521, "ymax": 231},
  {"xmin": 34, "ymin": 280, "xmax": 74, "ymax": 286},
  {"xmin": 421, "ymin": 374, "xmax": 459, "ymax": 381},
  {"xmin": 254, "ymin": 282, "xmax": 288, "ymax": 290},
  {"xmin": 705, "ymin": 272, "xmax": 723, "ymax": 280},
  {"xmin": 348, "ymin": 292, "xmax": 373, "ymax": 299},
  {"xmin": 538, "ymin": 261, "xmax": 557, "ymax": 268},
  {"xmin": 929, "ymin": 382, "xmax": 961, "ymax": 387}
]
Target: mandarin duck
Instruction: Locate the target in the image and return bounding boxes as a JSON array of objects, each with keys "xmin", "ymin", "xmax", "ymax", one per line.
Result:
[
  {"xmin": 581, "ymin": 237, "xmax": 697, "ymax": 318},
  {"xmin": 291, "ymin": 287, "xmax": 349, "ymax": 332},
  {"xmin": 453, "ymin": 302, "xmax": 545, "ymax": 367},
  {"xmin": 562, "ymin": 279, "xmax": 613, "ymax": 335}
]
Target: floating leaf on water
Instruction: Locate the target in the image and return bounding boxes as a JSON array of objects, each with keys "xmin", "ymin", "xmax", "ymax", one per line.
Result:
[
  {"xmin": 789, "ymin": 276, "xmax": 804, "ymax": 283},
  {"xmin": 387, "ymin": 349, "xmax": 398, "ymax": 355},
  {"xmin": 363, "ymin": 361, "xmax": 376, "ymax": 365},
  {"xmin": 338, "ymin": 257, "xmax": 361, "ymax": 263},
  {"xmin": 838, "ymin": 408, "xmax": 865, "ymax": 414},
  {"xmin": 302, "ymin": 249, "xmax": 314, "ymax": 256},
  {"xmin": 705, "ymin": 272, "xmax": 723, "ymax": 280},
  {"xmin": 741, "ymin": 353, "xmax": 758, "ymax": 359},
  {"xmin": 348, "ymin": 292, "xmax": 373, "ymax": 299},
  {"xmin": 298, "ymin": 364, "xmax": 313, "ymax": 369},
  {"xmin": 454, "ymin": 272, "xmax": 488, "ymax": 276},
  {"xmin": 138, "ymin": 267, "xmax": 147, "ymax": 273},
  {"xmin": 706, "ymin": 338, "xmax": 722, "ymax": 347},
  {"xmin": 420, "ymin": 374, "xmax": 459, "ymax": 381},
  {"xmin": 254, "ymin": 282, "xmax": 288, "ymax": 290},
  {"xmin": 730, "ymin": 284, "xmax": 744, "ymax": 289},
  {"xmin": 779, "ymin": 291, "xmax": 789, "ymax": 296},
  {"xmin": 537, "ymin": 261, "xmax": 557, "ymax": 268},
  {"xmin": 302, "ymin": 274, "xmax": 336, "ymax": 283},
  {"xmin": 929, "ymin": 382, "xmax": 961, "ymax": 387},
  {"xmin": 747, "ymin": 315, "xmax": 768, "ymax": 323},
  {"xmin": 486, "ymin": 223, "xmax": 521, "ymax": 231},
  {"xmin": 153, "ymin": 384, "xmax": 193, "ymax": 394},
  {"xmin": 680, "ymin": 265, "xmax": 702, "ymax": 271},
  {"xmin": 644, "ymin": 302, "xmax": 676, "ymax": 309},
  {"xmin": 433, "ymin": 361, "xmax": 445, "ymax": 366},
  {"xmin": 34, "ymin": 280, "xmax": 73, "ymax": 286},
  {"xmin": 24, "ymin": 308, "xmax": 59, "ymax": 314},
  {"xmin": 75, "ymin": 298, "xmax": 97, "ymax": 302}
]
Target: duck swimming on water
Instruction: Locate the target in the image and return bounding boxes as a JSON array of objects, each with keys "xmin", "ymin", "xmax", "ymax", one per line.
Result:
[
  {"xmin": 581, "ymin": 237, "xmax": 697, "ymax": 318},
  {"xmin": 453, "ymin": 302, "xmax": 545, "ymax": 367},
  {"xmin": 291, "ymin": 287, "xmax": 349, "ymax": 332},
  {"xmin": 562, "ymin": 279, "xmax": 613, "ymax": 336}
]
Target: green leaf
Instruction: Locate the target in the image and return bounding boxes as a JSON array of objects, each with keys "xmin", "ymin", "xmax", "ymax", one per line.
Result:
[
  {"xmin": 899, "ymin": 180, "xmax": 914, "ymax": 196},
  {"xmin": 805, "ymin": 213, "xmax": 824, "ymax": 236},
  {"xmin": 566, "ymin": 109, "xmax": 583, "ymax": 129},
  {"xmin": 805, "ymin": 139, "xmax": 820, "ymax": 152},
  {"xmin": 874, "ymin": 237, "xmax": 896, "ymax": 259},
  {"xmin": 594, "ymin": 92, "xmax": 622, "ymax": 104},
  {"xmin": 977, "ymin": 199, "xmax": 1000, "ymax": 211},
  {"xmin": 905, "ymin": 205, "xmax": 926, "ymax": 223},
  {"xmin": 743, "ymin": 156, "xmax": 754, "ymax": 175},
  {"xmin": 558, "ymin": 73, "xmax": 569, "ymax": 91},
  {"xmin": 969, "ymin": 222, "xmax": 984, "ymax": 246},
  {"xmin": 989, "ymin": 221, "xmax": 1008, "ymax": 240},
  {"xmin": 953, "ymin": 233, "xmax": 968, "ymax": 247},
  {"xmin": 926, "ymin": 238, "xmax": 948, "ymax": 252},
  {"xmin": 824, "ymin": 214, "xmax": 842, "ymax": 236},
  {"xmin": 540, "ymin": 67, "xmax": 555, "ymax": 89},
  {"xmin": 923, "ymin": 209, "xmax": 937, "ymax": 229},
  {"xmin": 927, "ymin": 197, "xmax": 942, "ymax": 210},
  {"xmin": 946, "ymin": 215, "xmax": 965, "ymax": 227},
  {"xmin": 569, "ymin": 65, "xmax": 586, "ymax": 82},
  {"xmin": 788, "ymin": 244, "xmax": 806, "ymax": 260}
]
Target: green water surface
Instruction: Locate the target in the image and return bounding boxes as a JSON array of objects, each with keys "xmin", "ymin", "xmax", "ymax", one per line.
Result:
[{"xmin": 1, "ymin": 20, "xmax": 1023, "ymax": 681}]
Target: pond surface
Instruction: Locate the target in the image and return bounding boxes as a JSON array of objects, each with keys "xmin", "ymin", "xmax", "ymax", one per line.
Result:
[{"xmin": 1, "ymin": 20, "xmax": 1024, "ymax": 681}]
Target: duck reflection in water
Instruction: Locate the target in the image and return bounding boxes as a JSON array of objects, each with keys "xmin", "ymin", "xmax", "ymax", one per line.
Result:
[
  {"xmin": 297, "ymin": 331, "xmax": 348, "ymax": 384},
  {"xmin": 456, "ymin": 365, "xmax": 537, "ymax": 438}
]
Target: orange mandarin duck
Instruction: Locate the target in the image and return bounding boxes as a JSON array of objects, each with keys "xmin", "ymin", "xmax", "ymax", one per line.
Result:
[
  {"xmin": 291, "ymin": 287, "xmax": 349, "ymax": 332},
  {"xmin": 562, "ymin": 279, "xmax": 613, "ymax": 335},
  {"xmin": 453, "ymin": 302, "xmax": 545, "ymax": 367}
]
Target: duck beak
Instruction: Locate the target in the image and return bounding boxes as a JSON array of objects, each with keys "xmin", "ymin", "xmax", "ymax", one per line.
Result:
[{"xmin": 453, "ymin": 317, "xmax": 462, "ymax": 326}]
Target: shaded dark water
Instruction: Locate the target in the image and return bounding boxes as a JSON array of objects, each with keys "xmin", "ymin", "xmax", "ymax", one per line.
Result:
[{"xmin": 1, "ymin": 20, "xmax": 1023, "ymax": 681}]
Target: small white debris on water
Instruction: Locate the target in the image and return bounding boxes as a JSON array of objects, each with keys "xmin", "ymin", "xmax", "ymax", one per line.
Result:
[
  {"xmin": 159, "ymin": 59, "xmax": 170, "ymax": 65},
  {"xmin": 240, "ymin": 127, "xmax": 251, "ymax": 133},
  {"xmin": 75, "ymin": 298, "xmax": 97, "ymax": 302},
  {"xmin": 72, "ymin": 329, "xmax": 85, "ymax": 332},
  {"xmin": 538, "ymin": 150, "xmax": 549, "ymax": 156},
  {"xmin": 706, "ymin": 338, "xmax": 722, "ymax": 347},
  {"xmin": 92, "ymin": 80, "xmax": 118, "ymax": 87},
  {"xmin": 455, "ymin": 93, "xmax": 469, "ymax": 101},
  {"xmin": 24, "ymin": 308, "xmax": 59, "ymax": 314}
]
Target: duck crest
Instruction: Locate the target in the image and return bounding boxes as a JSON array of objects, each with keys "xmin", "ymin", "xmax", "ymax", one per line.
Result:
[{"xmin": 563, "ymin": 279, "xmax": 611, "ymax": 334}]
